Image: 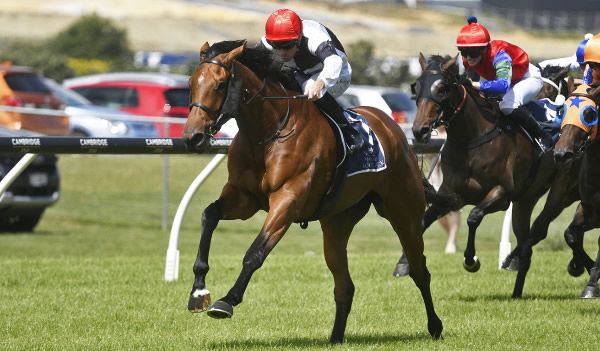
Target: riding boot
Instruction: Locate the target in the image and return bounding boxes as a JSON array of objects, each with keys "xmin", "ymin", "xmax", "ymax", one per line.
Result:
[
  {"xmin": 314, "ymin": 93, "xmax": 364, "ymax": 154},
  {"xmin": 507, "ymin": 108, "xmax": 554, "ymax": 153}
]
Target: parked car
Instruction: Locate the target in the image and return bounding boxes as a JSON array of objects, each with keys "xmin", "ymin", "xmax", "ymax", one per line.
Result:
[
  {"xmin": 44, "ymin": 78, "xmax": 159, "ymax": 138},
  {"xmin": 336, "ymin": 85, "xmax": 417, "ymax": 124},
  {"xmin": 62, "ymin": 72, "xmax": 190, "ymax": 138},
  {"xmin": 0, "ymin": 63, "xmax": 70, "ymax": 135},
  {"xmin": 0, "ymin": 127, "xmax": 60, "ymax": 232}
]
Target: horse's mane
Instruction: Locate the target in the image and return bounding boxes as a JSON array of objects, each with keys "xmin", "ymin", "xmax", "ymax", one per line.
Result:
[
  {"xmin": 539, "ymin": 64, "xmax": 568, "ymax": 79},
  {"xmin": 203, "ymin": 40, "xmax": 300, "ymax": 91}
]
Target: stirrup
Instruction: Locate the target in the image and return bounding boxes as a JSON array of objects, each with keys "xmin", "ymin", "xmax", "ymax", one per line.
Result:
[
  {"xmin": 346, "ymin": 134, "xmax": 364, "ymax": 154},
  {"xmin": 535, "ymin": 137, "xmax": 553, "ymax": 153}
]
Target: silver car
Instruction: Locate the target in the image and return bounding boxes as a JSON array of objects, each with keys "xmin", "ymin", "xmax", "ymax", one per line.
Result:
[{"xmin": 45, "ymin": 78, "xmax": 159, "ymax": 138}]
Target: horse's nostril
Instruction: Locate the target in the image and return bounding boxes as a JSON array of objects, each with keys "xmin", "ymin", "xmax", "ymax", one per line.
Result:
[{"xmin": 184, "ymin": 133, "xmax": 208, "ymax": 152}]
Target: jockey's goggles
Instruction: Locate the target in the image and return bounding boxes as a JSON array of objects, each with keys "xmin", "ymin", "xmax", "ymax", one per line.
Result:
[
  {"xmin": 267, "ymin": 39, "xmax": 298, "ymax": 50},
  {"xmin": 459, "ymin": 47, "xmax": 483, "ymax": 58}
]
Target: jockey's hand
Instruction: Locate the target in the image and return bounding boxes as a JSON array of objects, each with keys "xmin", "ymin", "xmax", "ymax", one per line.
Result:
[
  {"xmin": 305, "ymin": 79, "xmax": 326, "ymax": 101},
  {"xmin": 471, "ymin": 81, "xmax": 481, "ymax": 90}
]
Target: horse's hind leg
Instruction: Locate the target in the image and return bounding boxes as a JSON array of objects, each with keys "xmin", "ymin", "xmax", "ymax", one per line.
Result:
[
  {"xmin": 320, "ymin": 197, "xmax": 371, "ymax": 344},
  {"xmin": 376, "ymin": 194, "xmax": 443, "ymax": 339},
  {"xmin": 393, "ymin": 203, "xmax": 451, "ymax": 277},
  {"xmin": 188, "ymin": 183, "xmax": 260, "ymax": 313}
]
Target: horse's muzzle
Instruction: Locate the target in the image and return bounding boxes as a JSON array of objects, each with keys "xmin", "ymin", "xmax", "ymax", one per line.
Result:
[
  {"xmin": 412, "ymin": 125, "xmax": 432, "ymax": 143},
  {"xmin": 184, "ymin": 133, "xmax": 210, "ymax": 153},
  {"xmin": 554, "ymin": 148, "xmax": 575, "ymax": 170}
]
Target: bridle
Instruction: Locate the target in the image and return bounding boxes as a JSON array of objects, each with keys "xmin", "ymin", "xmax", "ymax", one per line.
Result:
[
  {"xmin": 189, "ymin": 59, "xmax": 238, "ymax": 136},
  {"xmin": 188, "ymin": 58, "xmax": 294, "ymax": 144},
  {"xmin": 559, "ymin": 89, "xmax": 600, "ymax": 155},
  {"xmin": 414, "ymin": 67, "xmax": 467, "ymax": 130}
]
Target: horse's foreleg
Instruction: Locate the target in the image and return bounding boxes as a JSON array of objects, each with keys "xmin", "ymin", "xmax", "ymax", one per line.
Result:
[
  {"xmin": 510, "ymin": 199, "xmax": 537, "ymax": 298},
  {"xmin": 464, "ymin": 186, "xmax": 509, "ymax": 272},
  {"xmin": 564, "ymin": 204, "xmax": 594, "ymax": 277},
  {"xmin": 189, "ymin": 184, "xmax": 260, "ymax": 314},
  {"xmin": 188, "ymin": 200, "xmax": 222, "ymax": 312},
  {"xmin": 207, "ymin": 194, "xmax": 296, "ymax": 319},
  {"xmin": 530, "ymin": 170, "xmax": 577, "ymax": 247}
]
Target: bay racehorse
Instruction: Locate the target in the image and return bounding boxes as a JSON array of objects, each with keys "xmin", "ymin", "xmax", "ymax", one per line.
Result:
[
  {"xmin": 554, "ymin": 83, "xmax": 600, "ymax": 297},
  {"xmin": 404, "ymin": 53, "xmax": 577, "ymax": 298},
  {"xmin": 182, "ymin": 40, "xmax": 449, "ymax": 343}
]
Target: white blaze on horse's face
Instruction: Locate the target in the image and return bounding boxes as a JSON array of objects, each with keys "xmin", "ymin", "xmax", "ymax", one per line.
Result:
[{"xmin": 197, "ymin": 72, "xmax": 205, "ymax": 85}]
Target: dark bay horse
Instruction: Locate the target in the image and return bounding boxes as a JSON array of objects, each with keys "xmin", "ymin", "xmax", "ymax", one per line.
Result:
[
  {"xmin": 182, "ymin": 40, "xmax": 446, "ymax": 343},
  {"xmin": 554, "ymin": 83, "xmax": 600, "ymax": 297},
  {"xmin": 406, "ymin": 53, "xmax": 577, "ymax": 298},
  {"xmin": 535, "ymin": 65, "xmax": 571, "ymax": 103}
]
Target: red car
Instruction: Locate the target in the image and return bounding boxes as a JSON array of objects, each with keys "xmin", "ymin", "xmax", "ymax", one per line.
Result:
[{"xmin": 62, "ymin": 72, "xmax": 190, "ymax": 138}]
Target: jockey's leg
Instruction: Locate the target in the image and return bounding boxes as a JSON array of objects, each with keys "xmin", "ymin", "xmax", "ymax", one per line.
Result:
[{"xmin": 314, "ymin": 93, "xmax": 364, "ymax": 154}]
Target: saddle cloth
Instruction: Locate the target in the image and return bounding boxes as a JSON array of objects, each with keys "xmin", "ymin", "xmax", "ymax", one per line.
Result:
[
  {"xmin": 524, "ymin": 98, "xmax": 562, "ymax": 143},
  {"xmin": 337, "ymin": 109, "xmax": 387, "ymax": 177}
]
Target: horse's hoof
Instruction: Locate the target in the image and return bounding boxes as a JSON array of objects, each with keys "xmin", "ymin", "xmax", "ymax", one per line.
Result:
[
  {"xmin": 393, "ymin": 262, "xmax": 410, "ymax": 277},
  {"xmin": 428, "ymin": 316, "xmax": 443, "ymax": 340},
  {"xmin": 463, "ymin": 256, "xmax": 481, "ymax": 272},
  {"xmin": 207, "ymin": 300, "xmax": 233, "ymax": 319},
  {"xmin": 188, "ymin": 289, "xmax": 211, "ymax": 313},
  {"xmin": 568, "ymin": 259, "xmax": 585, "ymax": 277},
  {"xmin": 580, "ymin": 285, "xmax": 600, "ymax": 298},
  {"xmin": 501, "ymin": 255, "xmax": 519, "ymax": 271}
]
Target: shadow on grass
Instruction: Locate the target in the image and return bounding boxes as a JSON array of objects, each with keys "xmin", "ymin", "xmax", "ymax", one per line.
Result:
[
  {"xmin": 459, "ymin": 293, "xmax": 586, "ymax": 302},
  {"xmin": 202, "ymin": 331, "xmax": 437, "ymax": 349}
]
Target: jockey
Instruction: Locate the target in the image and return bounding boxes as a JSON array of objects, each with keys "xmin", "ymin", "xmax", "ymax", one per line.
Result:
[
  {"xmin": 457, "ymin": 16, "xmax": 553, "ymax": 152},
  {"xmin": 583, "ymin": 33, "xmax": 600, "ymax": 85},
  {"xmin": 256, "ymin": 8, "xmax": 363, "ymax": 154}
]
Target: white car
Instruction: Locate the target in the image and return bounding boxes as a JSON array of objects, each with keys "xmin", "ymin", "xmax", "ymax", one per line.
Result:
[
  {"xmin": 44, "ymin": 78, "xmax": 159, "ymax": 138},
  {"xmin": 336, "ymin": 85, "xmax": 417, "ymax": 124}
]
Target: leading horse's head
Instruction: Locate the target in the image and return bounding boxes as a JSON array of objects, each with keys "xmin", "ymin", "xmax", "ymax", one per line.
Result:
[
  {"xmin": 411, "ymin": 53, "xmax": 461, "ymax": 143},
  {"xmin": 183, "ymin": 41, "xmax": 246, "ymax": 152},
  {"xmin": 554, "ymin": 84, "xmax": 600, "ymax": 169}
]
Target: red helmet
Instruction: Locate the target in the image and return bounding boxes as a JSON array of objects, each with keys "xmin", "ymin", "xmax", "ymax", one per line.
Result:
[
  {"xmin": 456, "ymin": 16, "xmax": 490, "ymax": 48},
  {"xmin": 265, "ymin": 9, "xmax": 303, "ymax": 42}
]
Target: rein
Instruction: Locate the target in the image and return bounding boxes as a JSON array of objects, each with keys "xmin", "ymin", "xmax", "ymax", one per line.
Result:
[
  {"xmin": 189, "ymin": 59, "xmax": 297, "ymax": 145},
  {"xmin": 421, "ymin": 69, "xmax": 503, "ymax": 150}
]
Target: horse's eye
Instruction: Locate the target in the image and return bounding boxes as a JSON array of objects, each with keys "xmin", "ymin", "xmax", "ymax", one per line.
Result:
[
  {"xmin": 437, "ymin": 85, "xmax": 448, "ymax": 96},
  {"xmin": 216, "ymin": 81, "xmax": 227, "ymax": 92}
]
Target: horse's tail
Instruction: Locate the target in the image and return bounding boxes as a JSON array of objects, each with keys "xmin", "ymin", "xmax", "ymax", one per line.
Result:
[{"xmin": 422, "ymin": 176, "xmax": 460, "ymax": 210}]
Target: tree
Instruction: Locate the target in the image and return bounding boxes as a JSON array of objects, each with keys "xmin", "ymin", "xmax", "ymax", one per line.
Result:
[{"xmin": 47, "ymin": 13, "xmax": 134, "ymax": 72}]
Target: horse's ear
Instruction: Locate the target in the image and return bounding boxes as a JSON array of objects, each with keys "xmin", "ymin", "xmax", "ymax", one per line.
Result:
[
  {"xmin": 589, "ymin": 83, "xmax": 600, "ymax": 99},
  {"xmin": 200, "ymin": 42, "xmax": 210, "ymax": 60},
  {"xmin": 419, "ymin": 53, "xmax": 427, "ymax": 71},
  {"xmin": 223, "ymin": 42, "xmax": 246, "ymax": 65},
  {"xmin": 441, "ymin": 55, "xmax": 458, "ymax": 72},
  {"xmin": 567, "ymin": 75, "xmax": 576, "ymax": 94}
]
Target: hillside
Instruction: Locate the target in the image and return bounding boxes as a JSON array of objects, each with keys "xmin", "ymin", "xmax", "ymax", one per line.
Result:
[{"xmin": 0, "ymin": 0, "xmax": 581, "ymax": 61}]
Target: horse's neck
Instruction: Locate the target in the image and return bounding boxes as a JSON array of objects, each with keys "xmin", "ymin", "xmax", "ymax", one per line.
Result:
[
  {"xmin": 237, "ymin": 67, "xmax": 294, "ymax": 143},
  {"xmin": 446, "ymin": 90, "xmax": 496, "ymax": 141}
]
